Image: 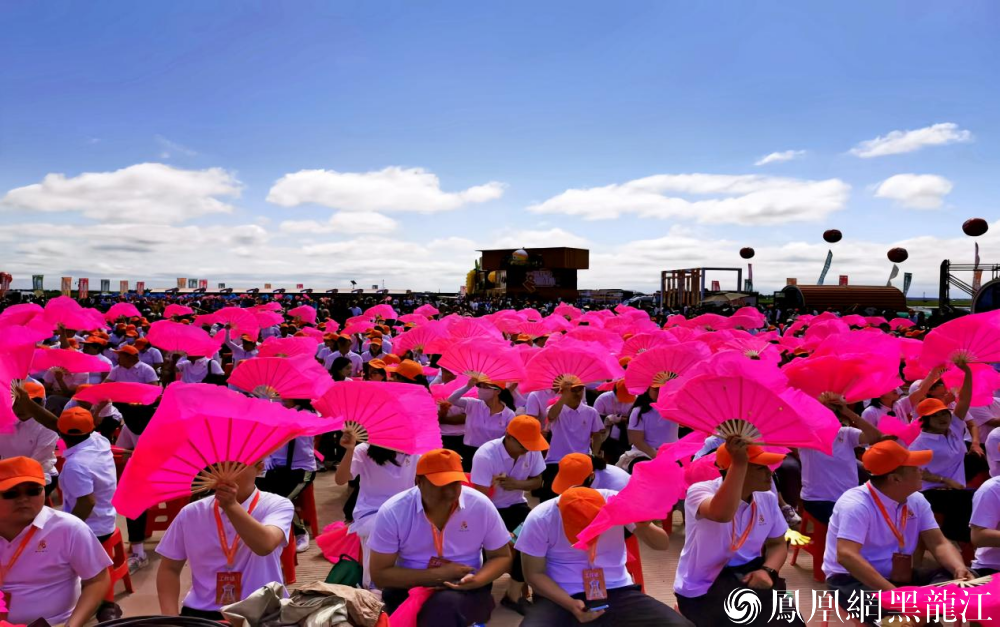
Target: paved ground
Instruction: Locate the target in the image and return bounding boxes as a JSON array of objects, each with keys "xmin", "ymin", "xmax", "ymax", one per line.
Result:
[{"xmin": 115, "ymin": 471, "xmax": 860, "ymax": 625}]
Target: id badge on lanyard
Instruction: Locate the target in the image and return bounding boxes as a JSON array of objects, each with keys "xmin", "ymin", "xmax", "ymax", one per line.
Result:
[
  {"xmin": 582, "ymin": 543, "xmax": 608, "ymax": 609},
  {"xmin": 426, "ymin": 503, "xmax": 458, "ymax": 570},
  {"xmin": 0, "ymin": 525, "xmax": 38, "ymax": 621},
  {"xmin": 213, "ymin": 492, "xmax": 260, "ymax": 605},
  {"xmin": 867, "ymin": 484, "xmax": 912, "ymax": 584}
]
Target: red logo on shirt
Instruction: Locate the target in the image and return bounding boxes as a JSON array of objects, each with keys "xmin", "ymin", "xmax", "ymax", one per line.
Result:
[
  {"xmin": 459, "ymin": 521, "xmax": 469, "ymax": 532},
  {"xmin": 36, "ymin": 540, "xmax": 48, "ymax": 552}
]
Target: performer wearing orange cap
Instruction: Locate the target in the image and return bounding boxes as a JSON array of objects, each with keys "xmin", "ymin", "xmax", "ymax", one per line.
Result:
[
  {"xmin": 674, "ymin": 438, "xmax": 803, "ymax": 626},
  {"xmin": 369, "ymin": 449, "xmax": 512, "ymax": 626},
  {"xmin": 823, "ymin": 440, "xmax": 972, "ymax": 623},
  {"xmin": 0, "ymin": 457, "xmax": 112, "ymax": 626},
  {"xmin": 516, "ymin": 486, "xmax": 690, "ymax": 626},
  {"xmin": 0, "ymin": 382, "xmax": 59, "ymax": 496}
]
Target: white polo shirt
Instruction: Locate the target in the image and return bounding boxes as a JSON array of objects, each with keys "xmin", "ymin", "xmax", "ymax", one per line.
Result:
[
  {"xmin": 674, "ymin": 478, "xmax": 788, "ymax": 598},
  {"xmin": 438, "ymin": 399, "xmax": 466, "ymax": 438},
  {"xmin": 452, "ymin": 398, "xmax": 515, "ymax": 448},
  {"xmin": 138, "ymin": 346, "xmax": 164, "ymax": 368},
  {"xmin": 861, "ymin": 397, "xmax": 915, "ymax": 426},
  {"xmin": 911, "ymin": 419, "xmax": 967, "ymax": 489},
  {"xmin": 547, "ymin": 404, "xmax": 603, "ymax": 464},
  {"xmin": 2, "ymin": 507, "xmax": 112, "ymax": 625},
  {"xmin": 42, "ymin": 370, "xmax": 88, "ymax": 392},
  {"xmin": 971, "ymin": 476, "xmax": 1000, "ymax": 571},
  {"xmin": 323, "ymin": 351, "xmax": 363, "ymax": 377},
  {"xmin": 627, "ymin": 407, "xmax": 678, "ymax": 451},
  {"xmin": 65, "ymin": 399, "xmax": 122, "ymax": 426},
  {"xmin": 592, "ymin": 465, "xmax": 631, "ymax": 491},
  {"xmin": 525, "ymin": 389, "xmax": 557, "ymax": 420},
  {"xmin": 0, "ymin": 418, "xmax": 60, "ymax": 484},
  {"xmin": 349, "ymin": 443, "xmax": 419, "ymax": 531},
  {"xmin": 987, "ymin": 428, "xmax": 1000, "ymax": 477},
  {"xmin": 156, "ymin": 490, "xmax": 294, "ymax": 612},
  {"xmin": 822, "ymin": 483, "xmax": 938, "ymax": 580},
  {"xmin": 59, "ymin": 432, "xmax": 118, "ymax": 536},
  {"xmin": 227, "ymin": 342, "xmax": 259, "ymax": 368},
  {"xmin": 368, "ymin": 486, "xmax": 510, "ymax": 571},
  {"xmin": 593, "ymin": 391, "xmax": 632, "ymax": 439},
  {"xmin": 800, "ymin": 427, "xmax": 862, "ymax": 502},
  {"xmin": 85, "ymin": 353, "xmax": 113, "ymax": 384},
  {"xmin": 515, "ymin": 488, "xmax": 632, "ymax": 596},
  {"xmin": 105, "ymin": 361, "xmax": 159, "ymax": 384},
  {"xmin": 968, "ymin": 400, "xmax": 1000, "ymax": 441},
  {"xmin": 176, "ymin": 357, "xmax": 224, "ymax": 383},
  {"xmin": 470, "ymin": 437, "xmax": 546, "ymax": 509},
  {"xmin": 266, "ymin": 435, "xmax": 318, "ymax": 472}
]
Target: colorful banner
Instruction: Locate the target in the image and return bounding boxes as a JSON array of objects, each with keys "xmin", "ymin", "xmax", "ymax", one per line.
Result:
[
  {"xmin": 973, "ymin": 269, "xmax": 983, "ymax": 293},
  {"xmin": 218, "ymin": 283, "xmax": 226, "ymax": 289},
  {"xmin": 747, "ymin": 263, "xmax": 753, "ymax": 292},
  {"xmin": 32, "ymin": 275, "xmax": 44, "ymax": 293},
  {"xmin": 100, "ymin": 279, "xmax": 111, "ymax": 292},
  {"xmin": 0, "ymin": 272, "xmax": 12, "ymax": 298},
  {"xmin": 120, "ymin": 280, "xmax": 129, "ymax": 294},
  {"xmin": 839, "ymin": 275, "xmax": 849, "ymax": 286},
  {"xmin": 786, "ymin": 278, "xmax": 797, "ymax": 286},
  {"xmin": 135, "ymin": 281, "xmax": 145, "ymax": 295},
  {"xmin": 177, "ymin": 278, "xmax": 186, "ymax": 290},
  {"xmin": 264, "ymin": 283, "xmax": 272, "ymax": 289},
  {"xmin": 296, "ymin": 283, "xmax": 304, "ymax": 289},
  {"xmin": 711, "ymin": 280, "xmax": 721, "ymax": 291},
  {"xmin": 60, "ymin": 276, "xmax": 72, "ymax": 296},
  {"xmin": 187, "ymin": 278, "xmax": 197, "ymax": 289},
  {"xmin": 903, "ymin": 272, "xmax": 913, "ymax": 296},
  {"xmin": 817, "ymin": 250, "xmax": 833, "ymax": 286},
  {"xmin": 78, "ymin": 278, "xmax": 89, "ymax": 299},
  {"xmin": 886, "ymin": 264, "xmax": 899, "ymax": 287},
  {"xmin": 198, "ymin": 279, "xmax": 208, "ymax": 289}
]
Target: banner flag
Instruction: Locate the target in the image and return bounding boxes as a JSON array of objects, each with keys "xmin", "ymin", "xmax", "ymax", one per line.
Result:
[
  {"xmin": 839, "ymin": 275, "xmax": 849, "ymax": 286},
  {"xmin": 136, "ymin": 281, "xmax": 145, "ymax": 295},
  {"xmin": 903, "ymin": 272, "xmax": 913, "ymax": 296},
  {"xmin": 0, "ymin": 272, "xmax": 13, "ymax": 298},
  {"xmin": 786, "ymin": 278, "xmax": 797, "ymax": 286},
  {"xmin": 187, "ymin": 278, "xmax": 197, "ymax": 289},
  {"xmin": 177, "ymin": 278, "xmax": 186, "ymax": 290},
  {"xmin": 711, "ymin": 280, "xmax": 721, "ymax": 291},
  {"xmin": 78, "ymin": 278, "xmax": 89, "ymax": 299},
  {"xmin": 120, "ymin": 280, "xmax": 129, "ymax": 294},
  {"xmin": 817, "ymin": 250, "xmax": 833, "ymax": 286},
  {"xmin": 32, "ymin": 275, "xmax": 44, "ymax": 292},
  {"xmin": 198, "ymin": 279, "xmax": 208, "ymax": 289},
  {"xmin": 886, "ymin": 264, "xmax": 900, "ymax": 287},
  {"xmin": 100, "ymin": 279, "xmax": 111, "ymax": 292},
  {"xmin": 60, "ymin": 277, "xmax": 72, "ymax": 296}
]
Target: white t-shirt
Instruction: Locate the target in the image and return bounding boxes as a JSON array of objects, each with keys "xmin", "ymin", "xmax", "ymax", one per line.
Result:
[
  {"xmin": 86, "ymin": 354, "xmax": 114, "ymax": 384},
  {"xmin": 627, "ymin": 407, "xmax": 678, "ymax": 451},
  {"xmin": 911, "ymin": 418, "xmax": 968, "ymax": 489},
  {"xmin": 2, "ymin": 507, "xmax": 112, "ymax": 625},
  {"xmin": 525, "ymin": 390, "xmax": 557, "ymax": 420},
  {"xmin": 323, "ymin": 351, "xmax": 363, "ymax": 377},
  {"xmin": 987, "ymin": 427, "xmax": 1000, "ymax": 478},
  {"xmin": 266, "ymin": 435, "xmax": 317, "ymax": 472},
  {"xmin": 42, "ymin": 369, "xmax": 88, "ymax": 392},
  {"xmin": 105, "ymin": 361, "xmax": 159, "ymax": 384},
  {"xmin": 800, "ymin": 427, "xmax": 862, "ymax": 502},
  {"xmin": 593, "ymin": 391, "xmax": 632, "ymax": 439},
  {"xmin": 592, "ymin": 465, "xmax": 631, "ymax": 491},
  {"xmin": 453, "ymin": 398, "xmax": 515, "ymax": 448},
  {"xmin": 349, "ymin": 443, "xmax": 418, "ymax": 529},
  {"xmin": 516, "ymin": 489, "xmax": 632, "ymax": 595},
  {"xmin": 368, "ymin": 486, "xmax": 510, "ymax": 571},
  {"xmin": 547, "ymin": 404, "xmax": 603, "ymax": 464},
  {"xmin": 156, "ymin": 490, "xmax": 294, "ymax": 611},
  {"xmin": 968, "ymin": 400, "xmax": 1000, "ymax": 441},
  {"xmin": 971, "ymin": 476, "xmax": 1000, "ymax": 570},
  {"xmin": 822, "ymin": 483, "xmax": 937, "ymax": 580},
  {"xmin": 59, "ymin": 432, "xmax": 118, "ymax": 536},
  {"xmin": 470, "ymin": 437, "xmax": 546, "ymax": 509},
  {"xmin": 674, "ymin": 478, "xmax": 788, "ymax": 597},
  {"xmin": 0, "ymin": 418, "xmax": 60, "ymax": 483},
  {"xmin": 176, "ymin": 357, "xmax": 224, "ymax": 383},
  {"xmin": 139, "ymin": 346, "xmax": 164, "ymax": 367}
]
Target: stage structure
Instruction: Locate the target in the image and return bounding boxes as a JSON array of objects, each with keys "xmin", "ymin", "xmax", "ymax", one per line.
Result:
[
  {"xmin": 476, "ymin": 247, "xmax": 589, "ymax": 300},
  {"xmin": 660, "ymin": 267, "xmax": 745, "ymax": 308},
  {"xmin": 940, "ymin": 259, "xmax": 1000, "ymax": 313}
]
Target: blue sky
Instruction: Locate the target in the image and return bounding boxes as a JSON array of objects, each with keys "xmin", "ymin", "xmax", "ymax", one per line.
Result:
[{"xmin": 1, "ymin": 1, "xmax": 998, "ymax": 294}]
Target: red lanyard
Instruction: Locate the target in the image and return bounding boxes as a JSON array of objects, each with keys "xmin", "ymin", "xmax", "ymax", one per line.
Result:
[
  {"xmin": 0, "ymin": 526, "xmax": 38, "ymax": 586},
  {"xmin": 587, "ymin": 541, "xmax": 598, "ymax": 567},
  {"xmin": 425, "ymin": 503, "xmax": 458, "ymax": 557},
  {"xmin": 214, "ymin": 492, "xmax": 261, "ymax": 569},
  {"xmin": 730, "ymin": 501, "xmax": 757, "ymax": 551},
  {"xmin": 867, "ymin": 483, "xmax": 908, "ymax": 550}
]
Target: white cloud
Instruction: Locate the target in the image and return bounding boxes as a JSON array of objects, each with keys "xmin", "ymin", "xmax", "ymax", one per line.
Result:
[
  {"xmin": 491, "ymin": 228, "xmax": 591, "ymax": 249},
  {"xmin": 874, "ymin": 174, "xmax": 953, "ymax": 209},
  {"xmin": 527, "ymin": 173, "xmax": 850, "ymax": 225},
  {"xmin": 850, "ymin": 123, "xmax": 972, "ymax": 158},
  {"xmin": 267, "ymin": 166, "xmax": 505, "ymax": 213},
  {"xmin": 754, "ymin": 150, "xmax": 805, "ymax": 166},
  {"xmin": 155, "ymin": 135, "xmax": 198, "ymax": 159},
  {"xmin": 280, "ymin": 212, "xmax": 398, "ymax": 235},
  {"xmin": 1, "ymin": 163, "xmax": 242, "ymax": 223}
]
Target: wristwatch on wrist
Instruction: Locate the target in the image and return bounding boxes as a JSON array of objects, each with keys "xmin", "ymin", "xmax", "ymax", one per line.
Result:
[{"xmin": 761, "ymin": 566, "xmax": 779, "ymax": 581}]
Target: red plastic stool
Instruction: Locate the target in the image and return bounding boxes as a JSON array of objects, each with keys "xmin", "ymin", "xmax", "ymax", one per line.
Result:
[
  {"xmin": 101, "ymin": 528, "xmax": 134, "ymax": 602},
  {"xmin": 294, "ymin": 482, "xmax": 320, "ymax": 537},
  {"xmin": 789, "ymin": 507, "xmax": 827, "ymax": 583},
  {"xmin": 144, "ymin": 495, "xmax": 191, "ymax": 537},
  {"xmin": 280, "ymin": 536, "xmax": 298, "ymax": 584},
  {"xmin": 624, "ymin": 535, "xmax": 645, "ymax": 593}
]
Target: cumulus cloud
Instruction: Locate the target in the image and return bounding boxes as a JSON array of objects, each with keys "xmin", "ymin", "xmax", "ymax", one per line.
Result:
[
  {"xmin": 491, "ymin": 228, "xmax": 591, "ymax": 249},
  {"xmin": 267, "ymin": 166, "xmax": 505, "ymax": 213},
  {"xmin": 1, "ymin": 163, "xmax": 242, "ymax": 223},
  {"xmin": 874, "ymin": 174, "xmax": 953, "ymax": 209},
  {"xmin": 850, "ymin": 123, "xmax": 972, "ymax": 158},
  {"xmin": 527, "ymin": 174, "xmax": 850, "ymax": 225},
  {"xmin": 754, "ymin": 150, "xmax": 805, "ymax": 166},
  {"xmin": 280, "ymin": 212, "xmax": 398, "ymax": 235}
]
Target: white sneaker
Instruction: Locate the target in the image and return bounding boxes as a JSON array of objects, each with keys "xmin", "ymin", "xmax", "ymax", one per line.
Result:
[
  {"xmin": 781, "ymin": 505, "xmax": 801, "ymax": 527},
  {"xmin": 127, "ymin": 554, "xmax": 149, "ymax": 574},
  {"xmin": 295, "ymin": 532, "xmax": 310, "ymax": 553}
]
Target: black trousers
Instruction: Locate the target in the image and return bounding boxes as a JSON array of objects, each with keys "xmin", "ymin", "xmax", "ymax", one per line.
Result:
[
  {"xmin": 522, "ymin": 585, "xmax": 693, "ymax": 627},
  {"xmin": 826, "ymin": 568, "xmax": 952, "ymax": 626},
  {"xmin": 675, "ymin": 558, "xmax": 804, "ymax": 627},
  {"xmin": 126, "ymin": 511, "xmax": 148, "ymax": 545},
  {"xmin": 801, "ymin": 499, "xmax": 836, "ymax": 525},
  {"xmin": 537, "ymin": 463, "xmax": 560, "ymax": 503},
  {"xmin": 922, "ymin": 487, "xmax": 973, "ymax": 542},
  {"xmin": 181, "ymin": 605, "xmax": 225, "ymax": 620},
  {"xmin": 256, "ymin": 468, "xmax": 315, "ymax": 535},
  {"xmin": 382, "ymin": 585, "xmax": 493, "ymax": 627},
  {"xmin": 442, "ymin": 434, "xmax": 477, "ymax": 472},
  {"xmin": 497, "ymin": 502, "xmax": 531, "ymax": 583}
]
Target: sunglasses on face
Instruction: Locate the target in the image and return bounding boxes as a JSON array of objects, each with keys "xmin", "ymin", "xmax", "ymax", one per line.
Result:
[{"xmin": 1, "ymin": 485, "xmax": 44, "ymax": 500}]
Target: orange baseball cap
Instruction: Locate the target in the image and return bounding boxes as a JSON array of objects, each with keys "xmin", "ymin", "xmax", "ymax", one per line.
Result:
[
  {"xmin": 917, "ymin": 398, "xmax": 951, "ymax": 418},
  {"xmin": 0, "ymin": 457, "xmax": 46, "ymax": 492},
  {"xmin": 323, "ymin": 333, "xmax": 338, "ymax": 341},
  {"xmin": 863, "ymin": 440, "xmax": 933, "ymax": 476},
  {"xmin": 416, "ymin": 449, "xmax": 466, "ymax": 486},
  {"xmin": 507, "ymin": 415, "xmax": 549, "ymax": 452},
  {"xmin": 23, "ymin": 381, "xmax": 45, "ymax": 400},
  {"xmin": 57, "ymin": 407, "xmax": 95, "ymax": 435},
  {"xmin": 84, "ymin": 335, "xmax": 108, "ymax": 346},
  {"xmin": 558, "ymin": 487, "xmax": 606, "ymax": 545},
  {"xmin": 381, "ymin": 353, "xmax": 402, "ymax": 366},
  {"xmin": 553, "ymin": 453, "xmax": 594, "ymax": 495},
  {"xmin": 385, "ymin": 359, "xmax": 425, "ymax": 381},
  {"xmin": 618, "ymin": 356, "xmax": 633, "ymax": 367},
  {"xmin": 133, "ymin": 337, "xmax": 149, "ymax": 348},
  {"xmin": 715, "ymin": 444, "xmax": 786, "ymax": 470},
  {"xmin": 614, "ymin": 379, "xmax": 636, "ymax": 404},
  {"xmin": 240, "ymin": 334, "xmax": 255, "ymax": 342},
  {"xmin": 369, "ymin": 338, "xmax": 383, "ymax": 346},
  {"xmin": 115, "ymin": 345, "xmax": 139, "ymax": 356},
  {"xmin": 115, "ymin": 323, "xmax": 127, "ymax": 332}
]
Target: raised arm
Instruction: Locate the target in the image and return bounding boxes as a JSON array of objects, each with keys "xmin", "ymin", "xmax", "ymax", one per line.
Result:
[{"xmin": 696, "ymin": 436, "xmax": 748, "ymax": 523}]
